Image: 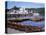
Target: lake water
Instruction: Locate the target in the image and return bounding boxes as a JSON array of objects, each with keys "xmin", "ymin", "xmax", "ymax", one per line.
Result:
[
  {"xmin": 17, "ymin": 20, "xmax": 45, "ymax": 28},
  {"xmin": 7, "ymin": 14, "xmax": 45, "ymax": 28}
]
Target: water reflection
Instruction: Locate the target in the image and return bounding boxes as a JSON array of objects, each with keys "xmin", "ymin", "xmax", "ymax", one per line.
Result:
[{"xmin": 17, "ymin": 20, "xmax": 45, "ymax": 27}]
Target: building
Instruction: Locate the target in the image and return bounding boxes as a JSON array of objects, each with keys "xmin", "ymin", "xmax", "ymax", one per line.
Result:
[{"xmin": 7, "ymin": 8, "xmax": 33, "ymax": 18}]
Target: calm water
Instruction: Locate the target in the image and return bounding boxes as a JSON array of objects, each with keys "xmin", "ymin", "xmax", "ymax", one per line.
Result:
[{"xmin": 17, "ymin": 20, "xmax": 45, "ymax": 27}]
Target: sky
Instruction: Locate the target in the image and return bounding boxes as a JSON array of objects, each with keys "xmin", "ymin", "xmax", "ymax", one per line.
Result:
[{"xmin": 7, "ymin": 1, "xmax": 44, "ymax": 9}]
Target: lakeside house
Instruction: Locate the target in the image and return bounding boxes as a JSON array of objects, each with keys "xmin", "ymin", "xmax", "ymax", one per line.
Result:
[
  {"xmin": 7, "ymin": 7, "xmax": 42, "ymax": 20},
  {"xmin": 7, "ymin": 8, "xmax": 33, "ymax": 17},
  {"xmin": 7, "ymin": 8, "xmax": 33, "ymax": 14}
]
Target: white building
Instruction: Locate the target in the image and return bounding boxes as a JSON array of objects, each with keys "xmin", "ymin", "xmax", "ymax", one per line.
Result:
[
  {"xmin": 7, "ymin": 8, "xmax": 29, "ymax": 14},
  {"xmin": 18, "ymin": 8, "xmax": 28, "ymax": 14},
  {"xmin": 33, "ymin": 13, "xmax": 40, "ymax": 17}
]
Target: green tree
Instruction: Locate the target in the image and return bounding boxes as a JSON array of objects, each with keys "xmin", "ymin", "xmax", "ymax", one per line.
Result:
[{"xmin": 12, "ymin": 6, "xmax": 20, "ymax": 10}]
